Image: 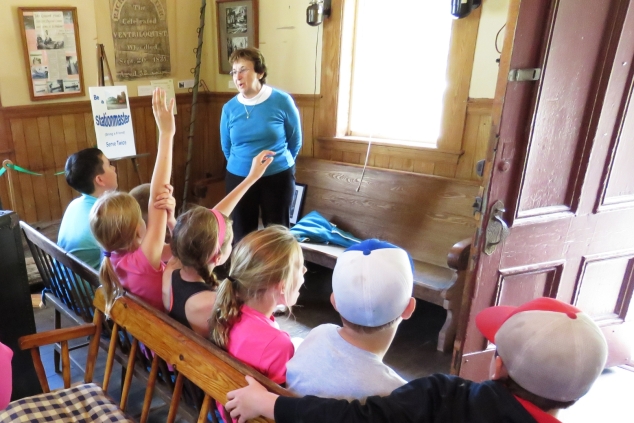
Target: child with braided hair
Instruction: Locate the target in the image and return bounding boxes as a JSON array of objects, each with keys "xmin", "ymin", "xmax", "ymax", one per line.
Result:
[{"xmin": 162, "ymin": 150, "xmax": 274, "ymax": 336}]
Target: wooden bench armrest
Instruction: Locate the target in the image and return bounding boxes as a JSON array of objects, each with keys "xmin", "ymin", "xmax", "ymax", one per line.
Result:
[
  {"xmin": 19, "ymin": 324, "xmax": 96, "ymax": 350},
  {"xmin": 18, "ymin": 324, "xmax": 97, "ymax": 393},
  {"xmin": 447, "ymin": 238, "xmax": 472, "ymax": 271}
]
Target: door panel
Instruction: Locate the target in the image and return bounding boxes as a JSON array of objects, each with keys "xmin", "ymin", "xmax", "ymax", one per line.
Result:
[
  {"xmin": 497, "ymin": 264, "xmax": 562, "ymax": 307},
  {"xmin": 517, "ymin": 0, "xmax": 614, "ymax": 218},
  {"xmin": 457, "ymin": 0, "xmax": 634, "ymax": 380}
]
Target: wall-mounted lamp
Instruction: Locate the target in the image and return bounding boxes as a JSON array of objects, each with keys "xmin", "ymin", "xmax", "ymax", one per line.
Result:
[
  {"xmin": 451, "ymin": 0, "xmax": 481, "ymax": 19},
  {"xmin": 307, "ymin": 0, "xmax": 332, "ymax": 26}
]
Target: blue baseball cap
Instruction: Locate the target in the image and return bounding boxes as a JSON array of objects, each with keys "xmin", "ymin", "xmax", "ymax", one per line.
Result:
[{"xmin": 332, "ymin": 239, "xmax": 414, "ymax": 327}]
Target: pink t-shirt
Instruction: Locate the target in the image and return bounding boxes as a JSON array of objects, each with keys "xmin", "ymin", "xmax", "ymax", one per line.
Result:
[
  {"xmin": 111, "ymin": 249, "xmax": 166, "ymax": 311},
  {"xmin": 227, "ymin": 305, "xmax": 294, "ymax": 384},
  {"xmin": 0, "ymin": 341, "xmax": 13, "ymax": 409}
]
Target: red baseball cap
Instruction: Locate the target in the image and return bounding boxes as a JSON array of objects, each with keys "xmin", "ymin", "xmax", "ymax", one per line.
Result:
[{"xmin": 476, "ymin": 297, "xmax": 608, "ymax": 402}]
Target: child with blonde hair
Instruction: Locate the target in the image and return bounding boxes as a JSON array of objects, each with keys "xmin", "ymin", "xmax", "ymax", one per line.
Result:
[
  {"xmin": 162, "ymin": 150, "xmax": 274, "ymax": 336},
  {"xmin": 210, "ymin": 225, "xmax": 306, "ymax": 385},
  {"xmin": 90, "ymin": 87, "xmax": 175, "ymax": 314}
]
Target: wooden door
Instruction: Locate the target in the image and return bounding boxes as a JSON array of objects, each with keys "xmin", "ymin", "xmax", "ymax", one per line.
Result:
[{"xmin": 457, "ymin": 0, "xmax": 634, "ymax": 380}]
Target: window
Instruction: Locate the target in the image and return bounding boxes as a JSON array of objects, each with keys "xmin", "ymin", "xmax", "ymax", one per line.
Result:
[
  {"xmin": 323, "ymin": 0, "xmax": 480, "ymax": 154},
  {"xmin": 345, "ymin": 0, "xmax": 453, "ymax": 146}
]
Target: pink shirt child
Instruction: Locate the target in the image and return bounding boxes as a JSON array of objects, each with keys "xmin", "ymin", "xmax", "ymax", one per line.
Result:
[
  {"xmin": 0, "ymin": 341, "xmax": 12, "ymax": 409},
  {"xmin": 111, "ymin": 249, "xmax": 166, "ymax": 311},
  {"xmin": 227, "ymin": 305, "xmax": 294, "ymax": 384}
]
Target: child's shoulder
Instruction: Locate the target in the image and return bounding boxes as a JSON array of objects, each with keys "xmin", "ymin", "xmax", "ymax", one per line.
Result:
[{"xmin": 113, "ymin": 248, "xmax": 164, "ymax": 273}]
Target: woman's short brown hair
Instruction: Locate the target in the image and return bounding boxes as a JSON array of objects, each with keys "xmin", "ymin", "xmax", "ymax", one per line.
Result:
[{"xmin": 229, "ymin": 47, "xmax": 267, "ymax": 84}]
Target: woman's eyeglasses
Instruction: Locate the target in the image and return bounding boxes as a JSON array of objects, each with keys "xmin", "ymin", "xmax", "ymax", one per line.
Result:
[{"xmin": 229, "ymin": 68, "xmax": 251, "ymax": 77}]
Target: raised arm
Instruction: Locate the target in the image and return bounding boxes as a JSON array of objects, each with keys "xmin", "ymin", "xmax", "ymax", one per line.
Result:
[
  {"xmin": 141, "ymin": 88, "xmax": 175, "ymax": 268},
  {"xmin": 213, "ymin": 150, "xmax": 274, "ymax": 216}
]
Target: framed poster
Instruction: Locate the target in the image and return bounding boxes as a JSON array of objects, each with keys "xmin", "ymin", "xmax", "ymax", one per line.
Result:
[
  {"xmin": 290, "ymin": 183, "xmax": 307, "ymax": 225},
  {"xmin": 216, "ymin": 0, "xmax": 259, "ymax": 74},
  {"xmin": 18, "ymin": 7, "xmax": 85, "ymax": 101}
]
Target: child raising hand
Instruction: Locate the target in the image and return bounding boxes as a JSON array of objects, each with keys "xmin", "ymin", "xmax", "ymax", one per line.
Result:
[{"xmin": 90, "ymin": 87, "xmax": 175, "ymax": 313}]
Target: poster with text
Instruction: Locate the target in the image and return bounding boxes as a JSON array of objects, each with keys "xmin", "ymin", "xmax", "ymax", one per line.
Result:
[
  {"xmin": 18, "ymin": 8, "xmax": 84, "ymax": 100},
  {"xmin": 89, "ymin": 86, "xmax": 137, "ymax": 159}
]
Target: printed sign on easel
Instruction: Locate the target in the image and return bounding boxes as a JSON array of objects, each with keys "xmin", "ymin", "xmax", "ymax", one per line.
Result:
[{"xmin": 89, "ymin": 86, "xmax": 136, "ymax": 159}]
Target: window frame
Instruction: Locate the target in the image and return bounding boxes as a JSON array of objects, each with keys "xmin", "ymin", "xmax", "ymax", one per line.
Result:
[{"xmin": 317, "ymin": 0, "xmax": 483, "ymax": 154}]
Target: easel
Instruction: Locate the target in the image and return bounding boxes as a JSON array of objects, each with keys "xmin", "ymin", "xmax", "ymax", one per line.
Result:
[{"xmin": 96, "ymin": 43, "xmax": 148, "ymax": 184}]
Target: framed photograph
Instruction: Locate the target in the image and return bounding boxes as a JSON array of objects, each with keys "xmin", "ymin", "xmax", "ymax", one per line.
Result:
[
  {"xmin": 290, "ymin": 183, "xmax": 307, "ymax": 225},
  {"xmin": 216, "ymin": 0, "xmax": 259, "ymax": 74},
  {"xmin": 18, "ymin": 7, "xmax": 84, "ymax": 101}
]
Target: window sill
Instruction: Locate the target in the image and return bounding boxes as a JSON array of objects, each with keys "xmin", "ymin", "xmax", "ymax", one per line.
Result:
[{"xmin": 316, "ymin": 136, "xmax": 463, "ymax": 164}]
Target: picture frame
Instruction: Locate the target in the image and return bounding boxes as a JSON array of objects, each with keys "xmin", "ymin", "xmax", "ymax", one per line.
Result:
[
  {"xmin": 216, "ymin": 0, "xmax": 259, "ymax": 74},
  {"xmin": 18, "ymin": 7, "xmax": 85, "ymax": 101},
  {"xmin": 290, "ymin": 183, "xmax": 307, "ymax": 225}
]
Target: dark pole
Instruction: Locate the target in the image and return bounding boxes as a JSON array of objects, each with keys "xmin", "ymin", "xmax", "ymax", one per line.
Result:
[{"xmin": 181, "ymin": 0, "xmax": 207, "ymax": 213}]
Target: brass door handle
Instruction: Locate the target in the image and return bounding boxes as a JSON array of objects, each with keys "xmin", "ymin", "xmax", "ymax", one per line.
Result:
[{"xmin": 484, "ymin": 200, "xmax": 509, "ymax": 255}]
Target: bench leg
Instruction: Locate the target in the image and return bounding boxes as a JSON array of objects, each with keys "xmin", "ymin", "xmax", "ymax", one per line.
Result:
[
  {"xmin": 436, "ymin": 271, "xmax": 466, "ymax": 353},
  {"xmin": 54, "ymin": 309, "xmax": 61, "ymax": 373},
  {"xmin": 437, "ymin": 307, "xmax": 457, "ymax": 353}
]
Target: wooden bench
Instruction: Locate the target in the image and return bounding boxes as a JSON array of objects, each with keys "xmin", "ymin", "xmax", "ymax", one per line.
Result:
[
  {"xmin": 294, "ymin": 157, "xmax": 478, "ymax": 352},
  {"xmin": 2, "ymin": 288, "xmax": 289, "ymax": 422},
  {"xmin": 19, "ymin": 222, "xmax": 201, "ymax": 422}
]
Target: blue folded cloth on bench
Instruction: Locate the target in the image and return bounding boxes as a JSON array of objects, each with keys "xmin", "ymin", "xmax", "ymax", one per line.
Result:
[{"xmin": 290, "ymin": 211, "xmax": 362, "ymax": 248}]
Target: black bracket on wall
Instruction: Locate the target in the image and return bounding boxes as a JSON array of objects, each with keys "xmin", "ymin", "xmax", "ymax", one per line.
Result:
[{"xmin": 451, "ymin": 0, "xmax": 482, "ymax": 19}]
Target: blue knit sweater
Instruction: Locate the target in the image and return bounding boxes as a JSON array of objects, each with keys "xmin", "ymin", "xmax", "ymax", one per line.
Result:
[{"xmin": 220, "ymin": 87, "xmax": 302, "ymax": 177}]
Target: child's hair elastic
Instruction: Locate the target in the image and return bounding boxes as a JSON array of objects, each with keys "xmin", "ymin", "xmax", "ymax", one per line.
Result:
[
  {"xmin": 209, "ymin": 209, "xmax": 226, "ymax": 258},
  {"xmin": 103, "ymin": 251, "xmax": 111, "ymax": 258}
]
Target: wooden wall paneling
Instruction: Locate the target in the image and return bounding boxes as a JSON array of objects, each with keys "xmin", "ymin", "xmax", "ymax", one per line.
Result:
[
  {"xmin": 49, "ymin": 115, "xmax": 74, "ymax": 215},
  {"xmin": 456, "ymin": 99, "xmax": 493, "ymax": 181},
  {"xmin": 316, "ymin": 0, "xmax": 344, "ymax": 139},
  {"xmin": 171, "ymin": 105, "xmax": 185, "ymax": 206},
  {"xmin": 61, "ymin": 114, "xmax": 80, "ymax": 200},
  {"xmin": 434, "ymin": 163, "xmax": 458, "ymax": 178},
  {"xmin": 144, "ymin": 105, "xmax": 158, "ymax": 183},
  {"xmin": 74, "ymin": 113, "xmax": 89, "ymax": 152},
  {"xmin": 341, "ymin": 151, "xmax": 360, "ymax": 165},
  {"xmin": 300, "ymin": 102, "xmax": 315, "ymax": 157},
  {"xmin": 9, "ymin": 119, "xmax": 37, "ymax": 222},
  {"xmin": 83, "ymin": 113, "xmax": 97, "ymax": 148},
  {"xmin": 438, "ymin": 7, "xmax": 482, "ymax": 153},
  {"xmin": 413, "ymin": 160, "xmax": 435, "ymax": 175},
  {"xmin": 23, "ymin": 117, "xmax": 52, "ymax": 222},
  {"xmin": 36, "ymin": 117, "xmax": 62, "ymax": 220},
  {"xmin": 373, "ymin": 154, "xmax": 390, "ymax": 169},
  {"xmin": 131, "ymin": 106, "xmax": 148, "ymax": 184}
]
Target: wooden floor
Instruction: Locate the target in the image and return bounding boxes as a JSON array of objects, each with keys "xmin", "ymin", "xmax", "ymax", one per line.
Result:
[{"xmin": 26, "ymin": 219, "xmax": 632, "ymax": 422}]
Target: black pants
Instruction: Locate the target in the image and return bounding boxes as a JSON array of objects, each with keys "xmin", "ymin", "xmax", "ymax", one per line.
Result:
[{"xmin": 225, "ymin": 166, "xmax": 295, "ymax": 243}]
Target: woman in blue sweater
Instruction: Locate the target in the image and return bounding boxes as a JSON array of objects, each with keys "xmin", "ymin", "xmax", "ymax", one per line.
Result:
[{"xmin": 220, "ymin": 47, "xmax": 302, "ymax": 242}]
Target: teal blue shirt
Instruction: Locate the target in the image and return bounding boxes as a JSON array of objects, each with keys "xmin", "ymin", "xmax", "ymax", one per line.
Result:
[
  {"xmin": 57, "ymin": 194, "xmax": 102, "ymax": 270},
  {"xmin": 220, "ymin": 88, "xmax": 302, "ymax": 177}
]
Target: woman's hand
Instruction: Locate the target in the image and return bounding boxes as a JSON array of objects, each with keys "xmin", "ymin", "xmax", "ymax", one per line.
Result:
[
  {"xmin": 152, "ymin": 87, "xmax": 175, "ymax": 136},
  {"xmin": 226, "ymin": 376, "xmax": 278, "ymax": 423},
  {"xmin": 246, "ymin": 150, "xmax": 275, "ymax": 182}
]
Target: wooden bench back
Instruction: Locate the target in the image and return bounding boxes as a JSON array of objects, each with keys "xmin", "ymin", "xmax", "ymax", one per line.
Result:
[
  {"xmin": 91, "ymin": 288, "xmax": 289, "ymax": 423},
  {"xmin": 21, "ymin": 221, "xmax": 99, "ymax": 323},
  {"xmin": 295, "ymin": 158, "xmax": 479, "ymax": 268}
]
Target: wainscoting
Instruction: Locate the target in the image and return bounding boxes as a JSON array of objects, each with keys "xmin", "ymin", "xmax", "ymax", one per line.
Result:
[{"xmin": 0, "ymin": 93, "xmax": 490, "ymax": 224}]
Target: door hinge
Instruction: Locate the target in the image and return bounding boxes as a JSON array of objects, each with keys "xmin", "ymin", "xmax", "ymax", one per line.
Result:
[
  {"xmin": 472, "ymin": 196, "xmax": 483, "ymax": 215},
  {"xmin": 508, "ymin": 68, "xmax": 541, "ymax": 82}
]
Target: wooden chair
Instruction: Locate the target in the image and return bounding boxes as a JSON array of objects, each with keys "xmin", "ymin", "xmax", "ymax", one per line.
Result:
[{"xmin": 2, "ymin": 288, "xmax": 289, "ymax": 422}]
